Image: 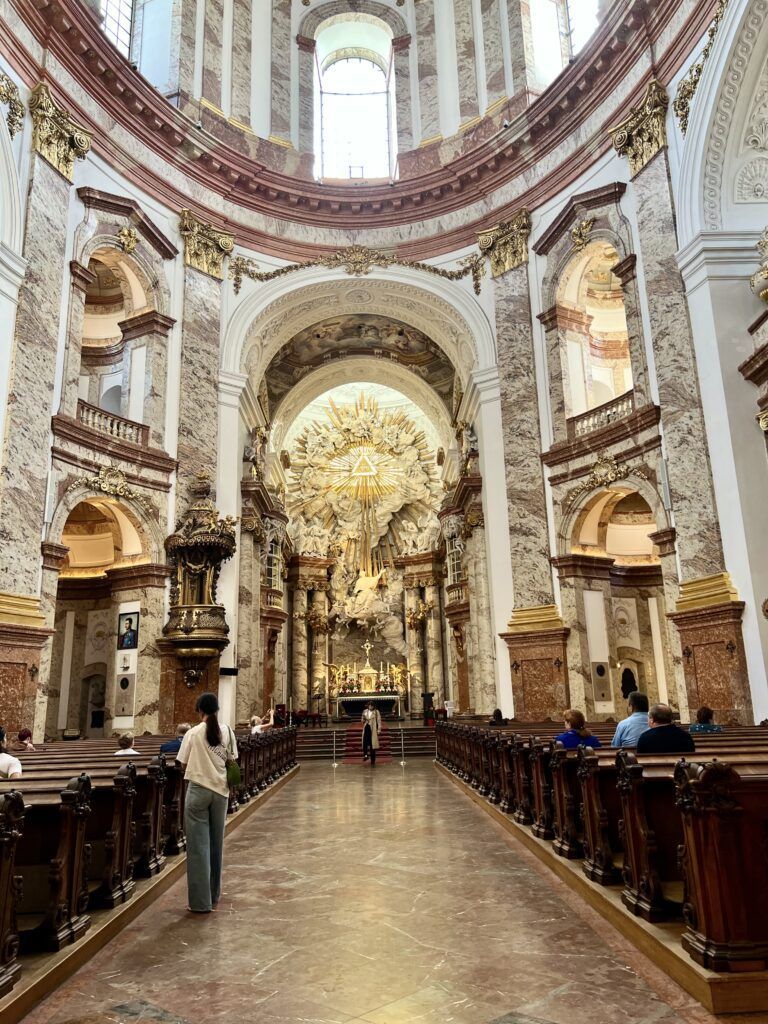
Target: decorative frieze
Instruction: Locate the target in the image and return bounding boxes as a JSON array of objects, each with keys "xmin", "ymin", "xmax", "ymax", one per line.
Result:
[
  {"xmin": 29, "ymin": 83, "xmax": 91, "ymax": 182},
  {"xmin": 610, "ymin": 80, "xmax": 669, "ymax": 178},
  {"xmin": 179, "ymin": 208, "xmax": 235, "ymax": 280},
  {"xmin": 477, "ymin": 210, "xmax": 531, "ymax": 277},
  {"xmin": 0, "ymin": 72, "xmax": 24, "ymax": 138},
  {"xmin": 750, "ymin": 227, "xmax": 768, "ymax": 303}
]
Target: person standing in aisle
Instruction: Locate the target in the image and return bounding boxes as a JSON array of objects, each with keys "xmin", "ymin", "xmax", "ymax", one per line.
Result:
[
  {"xmin": 361, "ymin": 701, "xmax": 381, "ymax": 765},
  {"xmin": 177, "ymin": 692, "xmax": 237, "ymax": 913}
]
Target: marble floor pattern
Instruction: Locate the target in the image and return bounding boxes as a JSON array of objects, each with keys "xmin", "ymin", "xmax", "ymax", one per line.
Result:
[{"xmin": 20, "ymin": 763, "xmax": 763, "ymax": 1024}]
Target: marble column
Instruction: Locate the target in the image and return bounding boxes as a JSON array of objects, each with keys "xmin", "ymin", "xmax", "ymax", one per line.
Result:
[
  {"xmin": 467, "ymin": 527, "xmax": 497, "ymax": 712},
  {"xmin": 118, "ymin": 311, "xmax": 175, "ymax": 449},
  {"xmin": 611, "ymin": 255, "xmax": 651, "ymax": 408},
  {"xmin": 169, "ymin": 0, "xmax": 198, "ymax": 107},
  {"xmin": 59, "ymin": 261, "xmax": 97, "ymax": 418},
  {"xmin": 392, "ymin": 35, "xmax": 414, "ymax": 153},
  {"xmin": 505, "ymin": 0, "xmax": 538, "ymax": 101},
  {"xmin": 270, "ymin": 0, "xmax": 292, "ymax": 144},
  {"xmin": 480, "ymin": 0, "xmax": 506, "ymax": 113},
  {"xmin": 36, "ymin": 542, "xmax": 70, "ymax": 741},
  {"xmin": 415, "ymin": 0, "xmax": 440, "ymax": 143},
  {"xmin": 310, "ymin": 589, "xmax": 328, "ymax": 703},
  {"xmin": 231, "ymin": 0, "xmax": 253, "ymax": 126},
  {"xmin": 538, "ymin": 307, "xmax": 570, "ymax": 443},
  {"xmin": 424, "ymin": 583, "xmax": 445, "ymax": 706},
  {"xmin": 405, "ymin": 588, "xmax": 424, "ymax": 704},
  {"xmin": 453, "ymin": 0, "xmax": 480, "ymax": 126},
  {"xmin": 202, "ymin": 0, "xmax": 224, "ymax": 110},
  {"xmin": 236, "ymin": 525, "xmax": 261, "ymax": 724},
  {"xmin": 297, "ymin": 36, "xmax": 316, "ymax": 154},
  {"xmin": 291, "ymin": 587, "xmax": 309, "ymax": 710}
]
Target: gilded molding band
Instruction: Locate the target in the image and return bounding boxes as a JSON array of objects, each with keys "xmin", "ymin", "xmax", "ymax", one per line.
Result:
[
  {"xmin": 29, "ymin": 82, "xmax": 91, "ymax": 182},
  {"xmin": 179, "ymin": 208, "xmax": 235, "ymax": 279},
  {"xmin": 675, "ymin": 571, "xmax": 740, "ymax": 612},
  {"xmin": 229, "ymin": 245, "xmax": 486, "ymax": 295},
  {"xmin": 673, "ymin": 0, "xmax": 729, "ymax": 136},
  {"xmin": 610, "ymin": 80, "xmax": 668, "ymax": 178},
  {"xmin": 0, "ymin": 592, "xmax": 47, "ymax": 629},
  {"xmin": 506, "ymin": 604, "xmax": 566, "ymax": 634},
  {"xmin": 477, "ymin": 210, "xmax": 531, "ymax": 277},
  {"xmin": 0, "ymin": 72, "xmax": 24, "ymax": 138}
]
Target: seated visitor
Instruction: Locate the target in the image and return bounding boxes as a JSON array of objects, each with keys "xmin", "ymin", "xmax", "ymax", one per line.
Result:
[
  {"xmin": 611, "ymin": 691, "xmax": 650, "ymax": 748},
  {"xmin": 555, "ymin": 709, "xmax": 601, "ymax": 749},
  {"xmin": 0, "ymin": 727, "xmax": 22, "ymax": 779},
  {"xmin": 251, "ymin": 709, "xmax": 275, "ymax": 735},
  {"xmin": 160, "ymin": 722, "xmax": 191, "ymax": 756},
  {"xmin": 488, "ymin": 708, "xmax": 507, "ymax": 726},
  {"xmin": 114, "ymin": 733, "xmax": 139, "ymax": 756},
  {"xmin": 689, "ymin": 705, "xmax": 724, "ymax": 734},
  {"xmin": 636, "ymin": 703, "xmax": 695, "ymax": 754},
  {"xmin": 10, "ymin": 727, "xmax": 35, "ymax": 752}
]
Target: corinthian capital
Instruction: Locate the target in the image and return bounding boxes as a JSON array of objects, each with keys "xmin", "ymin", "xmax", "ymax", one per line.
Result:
[
  {"xmin": 610, "ymin": 80, "xmax": 669, "ymax": 178},
  {"xmin": 179, "ymin": 208, "xmax": 235, "ymax": 280},
  {"xmin": 29, "ymin": 83, "xmax": 91, "ymax": 182},
  {"xmin": 478, "ymin": 209, "xmax": 531, "ymax": 278}
]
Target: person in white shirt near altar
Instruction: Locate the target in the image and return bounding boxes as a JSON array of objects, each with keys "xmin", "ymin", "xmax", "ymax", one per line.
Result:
[{"xmin": 361, "ymin": 701, "xmax": 382, "ymax": 765}]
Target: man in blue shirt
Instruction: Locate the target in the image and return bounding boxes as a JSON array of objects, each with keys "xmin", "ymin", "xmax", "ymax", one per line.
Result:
[
  {"xmin": 160, "ymin": 722, "xmax": 191, "ymax": 757},
  {"xmin": 611, "ymin": 691, "xmax": 650, "ymax": 748}
]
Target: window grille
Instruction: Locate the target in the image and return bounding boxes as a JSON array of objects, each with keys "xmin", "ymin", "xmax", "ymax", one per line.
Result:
[
  {"xmin": 100, "ymin": 0, "xmax": 134, "ymax": 58},
  {"xmin": 319, "ymin": 57, "xmax": 393, "ymax": 180}
]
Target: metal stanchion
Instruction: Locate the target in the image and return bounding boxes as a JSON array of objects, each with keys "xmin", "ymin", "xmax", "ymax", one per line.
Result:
[
  {"xmin": 399, "ymin": 727, "xmax": 406, "ymax": 766},
  {"xmin": 332, "ymin": 728, "xmax": 339, "ymax": 769}
]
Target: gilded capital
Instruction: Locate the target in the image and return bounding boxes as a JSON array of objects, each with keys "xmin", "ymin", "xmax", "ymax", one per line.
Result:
[
  {"xmin": 29, "ymin": 83, "xmax": 91, "ymax": 182},
  {"xmin": 179, "ymin": 208, "xmax": 235, "ymax": 280},
  {"xmin": 610, "ymin": 80, "xmax": 669, "ymax": 178},
  {"xmin": 478, "ymin": 209, "xmax": 531, "ymax": 278},
  {"xmin": 750, "ymin": 227, "xmax": 768, "ymax": 304},
  {"xmin": 0, "ymin": 72, "xmax": 24, "ymax": 138}
]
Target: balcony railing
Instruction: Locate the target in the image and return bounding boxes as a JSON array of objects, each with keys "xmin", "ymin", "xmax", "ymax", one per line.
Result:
[
  {"xmin": 262, "ymin": 587, "xmax": 284, "ymax": 610},
  {"xmin": 567, "ymin": 390, "xmax": 635, "ymax": 440},
  {"xmin": 446, "ymin": 580, "xmax": 468, "ymax": 607},
  {"xmin": 77, "ymin": 400, "xmax": 150, "ymax": 447}
]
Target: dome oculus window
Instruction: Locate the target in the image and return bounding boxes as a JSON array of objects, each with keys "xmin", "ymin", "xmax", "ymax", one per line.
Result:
[{"xmin": 317, "ymin": 55, "xmax": 395, "ymax": 180}]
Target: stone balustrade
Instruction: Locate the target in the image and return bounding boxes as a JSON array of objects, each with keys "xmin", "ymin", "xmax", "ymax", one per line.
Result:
[
  {"xmin": 446, "ymin": 580, "xmax": 468, "ymax": 607},
  {"xmin": 567, "ymin": 390, "xmax": 635, "ymax": 440},
  {"xmin": 263, "ymin": 588, "xmax": 284, "ymax": 610},
  {"xmin": 77, "ymin": 399, "xmax": 150, "ymax": 447}
]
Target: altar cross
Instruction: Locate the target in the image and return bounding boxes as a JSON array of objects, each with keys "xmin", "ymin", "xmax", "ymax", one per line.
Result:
[{"xmin": 362, "ymin": 639, "xmax": 374, "ymax": 667}]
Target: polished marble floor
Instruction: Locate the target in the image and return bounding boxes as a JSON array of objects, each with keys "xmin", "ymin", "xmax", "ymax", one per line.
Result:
[{"xmin": 20, "ymin": 763, "xmax": 756, "ymax": 1024}]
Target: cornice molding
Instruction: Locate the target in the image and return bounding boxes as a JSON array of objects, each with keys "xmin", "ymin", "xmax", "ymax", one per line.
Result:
[
  {"xmin": 77, "ymin": 187, "xmax": 179, "ymax": 259},
  {"xmin": 533, "ymin": 183, "xmax": 627, "ymax": 256},
  {"xmin": 118, "ymin": 310, "xmax": 176, "ymax": 342},
  {"xmin": 3, "ymin": 0, "xmax": 720, "ymax": 257}
]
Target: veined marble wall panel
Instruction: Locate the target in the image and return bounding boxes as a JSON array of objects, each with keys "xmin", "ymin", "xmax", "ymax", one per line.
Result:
[
  {"xmin": 454, "ymin": 0, "xmax": 480, "ymax": 124},
  {"xmin": 415, "ymin": 0, "xmax": 440, "ymax": 142},
  {"xmin": 481, "ymin": 0, "xmax": 507, "ymax": 111},
  {"xmin": 202, "ymin": 0, "xmax": 224, "ymax": 110},
  {"xmin": 393, "ymin": 41, "xmax": 414, "ymax": 152},
  {"xmin": 270, "ymin": 0, "xmax": 292, "ymax": 142},
  {"xmin": 170, "ymin": 0, "xmax": 198, "ymax": 103},
  {"xmin": 0, "ymin": 157, "xmax": 69, "ymax": 596},
  {"xmin": 231, "ymin": 0, "xmax": 253, "ymax": 125}
]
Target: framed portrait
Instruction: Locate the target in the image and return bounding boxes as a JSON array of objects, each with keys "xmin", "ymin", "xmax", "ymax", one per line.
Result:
[{"xmin": 117, "ymin": 612, "xmax": 139, "ymax": 651}]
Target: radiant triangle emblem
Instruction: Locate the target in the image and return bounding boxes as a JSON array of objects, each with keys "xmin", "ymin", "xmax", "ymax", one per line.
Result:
[{"xmin": 351, "ymin": 452, "xmax": 378, "ymax": 478}]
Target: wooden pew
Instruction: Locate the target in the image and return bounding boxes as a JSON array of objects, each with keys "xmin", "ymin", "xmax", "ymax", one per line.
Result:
[{"xmin": 0, "ymin": 791, "xmax": 24, "ymax": 997}]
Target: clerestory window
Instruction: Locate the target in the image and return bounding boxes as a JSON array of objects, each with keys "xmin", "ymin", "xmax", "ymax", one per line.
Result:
[
  {"xmin": 317, "ymin": 56, "xmax": 395, "ymax": 180},
  {"xmin": 99, "ymin": 0, "xmax": 134, "ymax": 58},
  {"xmin": 565, "ymin": 0, "xmax": 600, "ymax": 54}
]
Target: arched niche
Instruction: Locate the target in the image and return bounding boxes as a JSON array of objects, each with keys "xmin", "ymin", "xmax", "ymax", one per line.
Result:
[{"xmin": 48, "ymin": 485, "xmax": 164, "ymax": 566}]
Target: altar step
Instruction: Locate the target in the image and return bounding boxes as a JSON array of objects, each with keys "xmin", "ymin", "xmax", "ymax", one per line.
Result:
[{"xmin": 295, "ymin": 725, "xmax": 436, "ymax": 762}]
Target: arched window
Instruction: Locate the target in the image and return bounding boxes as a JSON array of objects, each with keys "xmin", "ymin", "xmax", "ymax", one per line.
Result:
[
  {"xmin": 99, "ymin": 0, "xmax": 134, "ymax": 58},
  {"xmin": 317, "ymin": 56, "xmax": 395, "ymax": 180}
]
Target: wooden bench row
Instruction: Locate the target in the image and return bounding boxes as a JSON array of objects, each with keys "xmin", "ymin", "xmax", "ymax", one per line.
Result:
[
  {"xmin": 0, "ymin": 727, "xmax": 297, "ymax": 997},
  {"xmin": 435, "ymin": 721, "xmax": 768, "ymax": 973}
]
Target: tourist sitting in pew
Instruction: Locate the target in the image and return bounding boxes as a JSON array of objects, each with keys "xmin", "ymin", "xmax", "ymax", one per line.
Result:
[
  {"xmin": 114, "ymin": 733, "xmax": 139, "ymax": 756},
  {"xmin": 636, "ymin": 703, "xmax": 695, "ymax": 754},
  {"xmin": 689, "ymin": 705, "xmax": 724, "ymax": 734},
  {"xmin": 555, "ymin": 709, "xmax": 601, "ymax": 749},
  {"xmin": 160, "ymin": 722, "xmax": 191, "ymax": 756},
  {"xmin": 0, "ymin": 727, "xmax": 22, "ymax": 779},
  {"xmin": 10, "ymin": 727, "xmax": 35, "ymax": 752},
  {"xmin": 488, "ymin": 708, "xmax": 508, "ymax": 726},
  {"xmin": 611, "ymin": 691, "xmax": 650, "ymax": 748}
]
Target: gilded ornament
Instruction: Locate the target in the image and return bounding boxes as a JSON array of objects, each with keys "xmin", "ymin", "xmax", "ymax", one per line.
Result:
[
  {"xmin": 229, "ymin": 246, "xmax": 485, "ymax": 295},
  {"xmin": 305, "ymin": 605, "xmax": 329, "ymax": 634},
  {"xmin": 758, "ymin": 410, "xmax": 768, "ymax": 433},
  {"xmin": 749, "ymin": 227, "xmax": 768, "ymax": 304},
  {"xmin": 477, "ymin": 210, "xmax": 531, "ymax": 277},
  {"xmin": 29, "ymin": 82, "xmax": 91, "ymax": 182},
  {"xmin": 179, "ymin": 208, "xmax": 235, "ymax": 280},
  {"xmin": 69, "ymin": 464, "xmax": 155, "ymax": 518},
  {"xmin": 0, "ymin": 72, "xmax": 24, "ymax": 138},
  {"xmin": 565, "ymin": 453, "xmax": 646, "ymax": 507},
  {"xmin": 570, "ymin": 218, "xmax": 595, "ymax": 252},
  {"xmin": 241, "ymin": 501, "xmax": 266, "ymax": 542},
  {"xmin": 610, "ymin": 80, "xmax": 669, "ymax": 178},
  {"xmin": 673, "ymin": 0, "xmax": 729, "ymax": 136},
  {"xmin": 118, "ymin": 226, "xmax": 138, "ymax": 254}
]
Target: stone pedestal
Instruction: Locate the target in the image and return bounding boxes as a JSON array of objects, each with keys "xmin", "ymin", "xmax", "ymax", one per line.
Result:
[
  {"xmin": 500, "ymin": 606, "xmax": 570, "ymax": 721},
  {"xmin": 159, "ymin": 643, "xmax": 220, "ymax": 734}
]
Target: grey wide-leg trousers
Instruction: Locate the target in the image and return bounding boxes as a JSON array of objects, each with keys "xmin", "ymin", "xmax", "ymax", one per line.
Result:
[{"xmin": 184, "ymin": 781, "xmax": 229, "ymax": 912}]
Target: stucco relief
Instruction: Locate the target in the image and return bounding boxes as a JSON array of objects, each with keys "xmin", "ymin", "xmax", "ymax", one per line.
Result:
[{"xmin": 735, "ymin": 156, "xmax": 768, "ymax": 199}]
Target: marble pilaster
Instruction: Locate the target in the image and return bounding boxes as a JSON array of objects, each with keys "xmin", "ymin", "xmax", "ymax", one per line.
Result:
[
  {"xmin": 310, "ymin": 589, "xmax": 328, "ymax": 704},
  {"xmin": 480, "ymin": 0, "xmax": 506, "ymax": 112},
  {"xmin": 612, "ymin": 255, "xmax": 651, "ymax": 408},
  {"xmin": 392, "ymin": 36, "xmax": 414, "ymax": 152},
  {"xmin": 297, "ymin": 36, "xmax": 316, "ymax": 154},
  {"xmin": 415, "ymin": 0, "xmax": 440, "ymax": 143},
  {"xmin": 231, "ymin": 0, "xmax": 253, "ymax": 126},
  {"xmin": 118, "ymin": 310, "xmax": 175, "ymax": 450},
  {"xmin": 496, "ymin": 264, "xmax": 554, "ymax": 610},
  {"xmin": 291, "ymin": 587, "xmax": 309, "ymax": 709},
  {"xmin": 466, "ymin": 527, "xmax": 496, "ymax": 713},
  {"xmin": 453, "ymin": 0, "xmax": 480, "ymax": 126},
  {"xmin": 202, "ymin": 0, "xmax": 224, "ymax": 110},
  {"xmin": 36, "ymin": 541, "xmax": 70, "ymax": 741},
  {"xmin": 505, "ymin": 0, "xmax": 538, "ymax": 100},
  {"xmin": 169, "ymin": 0, "xmax": 198, "ymax": 106},
  {"xmin": 538, "ymin": 307, "xmax": 570, "ymax": 444},
  {"xmin": 424, "ymin": 583, "xmax": 444, "ymax": 706},
  {"xmin": 59, "ymin": 261, "xmax": 97, "ymax": 418},
  {"xmin": 236, "ymin": 526, "xmax": 260, "ymax": 723},
  {"xmin": 405, "ymin": 588, "xmax": 425, "ymax": 700},
  {"xmin": 177, "ymin": 267, "xmax": 221, "ymax": 508},
  {"xmin": 270, "ymin": 0, "xmax": 292, "ymax": 143}
]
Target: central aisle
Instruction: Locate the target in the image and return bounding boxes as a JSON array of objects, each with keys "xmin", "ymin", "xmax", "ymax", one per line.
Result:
[{"xmin": 25, "ymin": 764, "xmax": 707, "ymax": 1024}]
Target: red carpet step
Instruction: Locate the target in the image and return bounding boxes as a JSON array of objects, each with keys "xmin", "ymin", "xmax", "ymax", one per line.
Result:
[{"xmin": 342, "ymin": 722, "xmax": 393, "ymax": 764}]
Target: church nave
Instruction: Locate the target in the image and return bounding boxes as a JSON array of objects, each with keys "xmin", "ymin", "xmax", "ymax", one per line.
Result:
[{"xmin": 21, "ymin": 765, "xmax": 723, "ymax": 1024}]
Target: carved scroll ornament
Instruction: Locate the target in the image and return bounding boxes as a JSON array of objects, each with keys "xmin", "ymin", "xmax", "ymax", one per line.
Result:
[
  {"xmin": 477, "ymin": 210, "xmax": 531, "ymax": 277},
  {"xmin": 673, "ymin": 0, "xmax": 730, "ymax": 136},
  {"xmin": 610, "ymin": 80, "xmax": 669, "ymax": 178},
  {"xmin": 750, "ymin": 227, "xmax": 768, "ymax": 304},
  {"xmin": 0, "ymin": 72, "xmax": 24, "ymax": 138},
  {"xmin": 29, "ymin": 83, "xmax": 91, "ymax": 182},
  {"xmin": 179, "ymin": 208, "xmax": 235, "ymax": 280}
]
